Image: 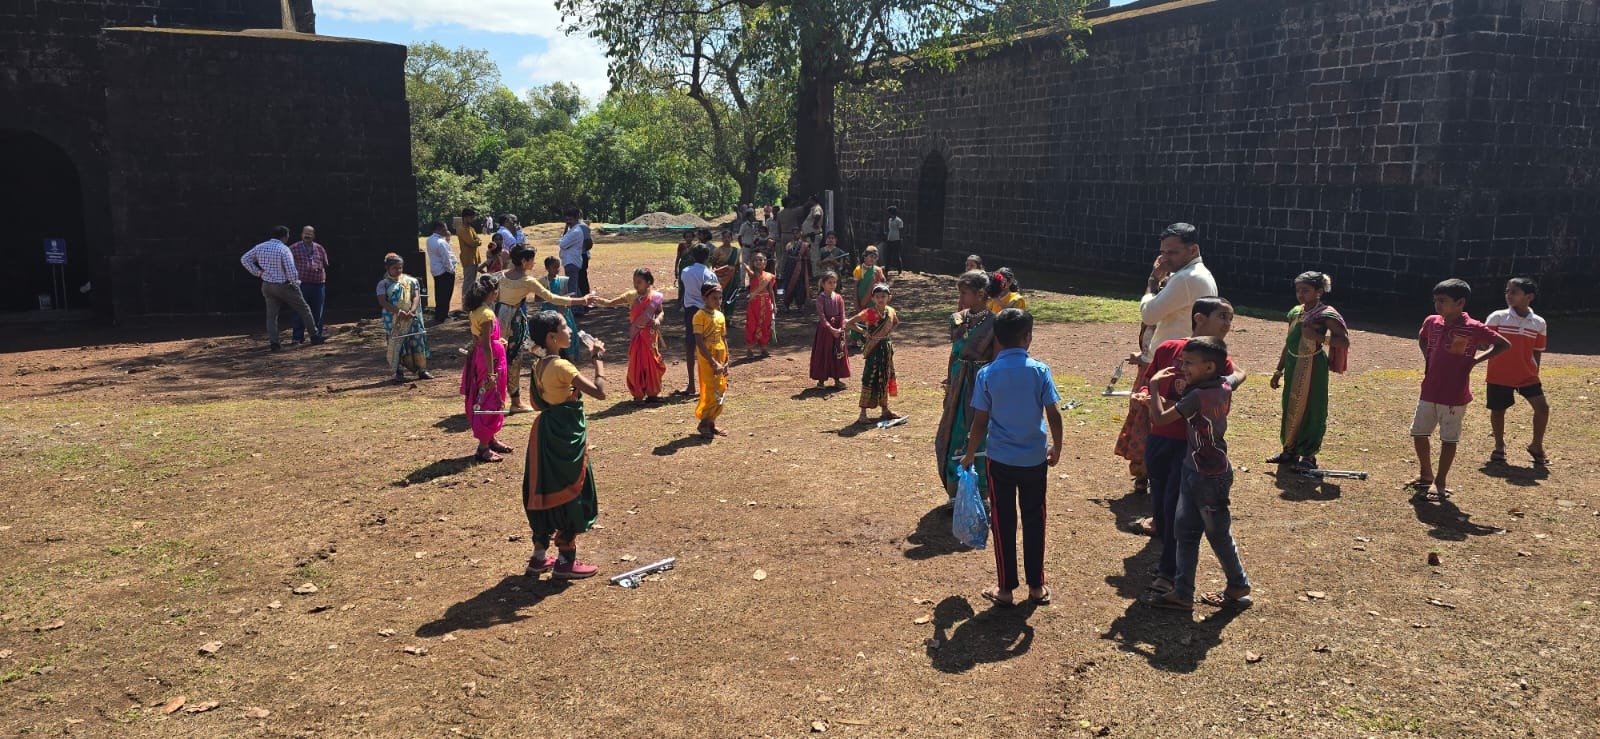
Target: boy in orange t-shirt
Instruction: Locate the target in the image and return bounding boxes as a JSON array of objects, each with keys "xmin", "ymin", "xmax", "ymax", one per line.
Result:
[{"xmin": 1484, "ymin": 277, "xmax": 1550, "ymax": 466}]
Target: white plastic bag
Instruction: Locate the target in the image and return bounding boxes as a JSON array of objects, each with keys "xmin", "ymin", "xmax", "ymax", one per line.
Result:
[{"xmin": 951, "ymin": 465, "xmax": 989, "ymax": 550}]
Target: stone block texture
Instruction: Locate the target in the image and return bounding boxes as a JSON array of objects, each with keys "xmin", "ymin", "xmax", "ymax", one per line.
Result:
[
  {"xmin": 0, "ymin": 1, "xmax": 413, "ymax": 319},
  {"xmin": 839, "ymin": 0, "xmax": 1600, "ymax": 308}
]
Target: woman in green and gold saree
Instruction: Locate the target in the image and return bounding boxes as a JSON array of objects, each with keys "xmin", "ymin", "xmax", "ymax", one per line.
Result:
[{"xmin": 1268, "ymin": 271, "xmax": 1351, "ymax": 470}]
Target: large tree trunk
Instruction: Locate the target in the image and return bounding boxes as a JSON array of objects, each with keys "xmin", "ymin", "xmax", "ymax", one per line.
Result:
[{"xmin": 790, "ymin": 17, "xmax": 839, "ymax": 201}]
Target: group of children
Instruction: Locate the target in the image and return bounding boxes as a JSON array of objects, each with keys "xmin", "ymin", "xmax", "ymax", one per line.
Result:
[
  {"xmin": 430, "ymin": 223, "xmax": 1557, "ymax": 604},
  {"xmin": 1102, "ymin": 273, "xmax": 1554, "ymax": 613}
]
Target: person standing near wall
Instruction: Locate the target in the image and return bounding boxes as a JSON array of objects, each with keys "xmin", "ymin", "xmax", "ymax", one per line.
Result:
[
  {"xmin": 883, "ymin": 206, "xmax": 905, "ymax": 276},
  {"xmin": 1138, "ymin": 223, "xmax": 1217, "ymax": 349},
  {"xmin": 241, "ymin": 225, "xmax": 322, "ymax": 352},
  {"xmin": 288, "ymin": 225, "xmax": 329, "ymax": 345},
  {"xmin": 800, "ymin": 194, "xmax": 826, "ymax": 282},
  {"xmin": 457, "ymin": 207, "xmax": 484, "ymax": 295},
  {"xmin": 425, "ymin": 220, "xmax": 459, "ymax": 324}
]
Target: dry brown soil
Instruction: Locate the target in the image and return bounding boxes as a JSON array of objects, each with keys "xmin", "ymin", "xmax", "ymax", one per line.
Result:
[{"xmin": 2, "ymin": 236, "xmax": 1598, "ymax": 737}]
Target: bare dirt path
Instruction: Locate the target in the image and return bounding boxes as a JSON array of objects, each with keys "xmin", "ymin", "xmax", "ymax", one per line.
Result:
[{"xmin": 3, "ymin": 238, "xmax": 1598, "ymax": 736}]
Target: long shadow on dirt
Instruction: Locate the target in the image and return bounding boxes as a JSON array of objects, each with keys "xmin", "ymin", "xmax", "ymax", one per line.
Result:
[
  {"xmin": 927, "ymin": 596, "xmax": 1035, "ymax": 673},
  {"xmin": 588, "ymin": 394, "xmax": 692, "ymax": 421},
  {"xmin": 415, "ymin": 576, "xmax": 569, "ymax": 637},
  {"xmin": 1093, "ymin": 489, "xmax": 1162, "ymax": 600},
  {"xmin": 653, "ymin": 434, "xmax": 712, "ymax": 456},
  {"xmin": 1101, "ymin": 603, "xmax": 1244, "ymax": 674},
  {"xmin": 903, "ymin": 506, "xmax": 968, "ymax": 560},
  {"xmin": 1477, "ymin": 460, "xmax": 1549, "ymax": 487},
  {"xmin": 400, "ymin": 455, "xmax": 479, "ymax": 486},
  {"xmin": 1272, "ymin": 471, "xmax": 1342, "ymax": 501},
  {"xmin": 433, "ymin": 414, "xmax": 471, "ymax": 433},
  {"xmin": 1411, "ymin": 498, "xmax": 1505, "ymax": 541}
]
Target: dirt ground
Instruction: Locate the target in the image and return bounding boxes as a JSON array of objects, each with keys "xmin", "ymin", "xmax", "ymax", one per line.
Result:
[{"xmin": 3, "ymin": 236, "xmax": 1599, "ymax": 737}]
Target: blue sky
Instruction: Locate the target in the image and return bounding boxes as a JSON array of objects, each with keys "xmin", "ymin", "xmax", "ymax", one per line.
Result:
[
  {"xmin": 316, "ymin": 0, "xmax": 1137, "ymax": 104},
  {"xmin": 316, "ymin": 0, "xmax": 613, "ymax": 102}
]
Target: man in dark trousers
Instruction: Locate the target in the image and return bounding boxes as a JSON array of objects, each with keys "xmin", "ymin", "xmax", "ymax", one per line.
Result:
[{"xmin": 240, "ymin": 225, "xmax": 323, "ymax": 352}]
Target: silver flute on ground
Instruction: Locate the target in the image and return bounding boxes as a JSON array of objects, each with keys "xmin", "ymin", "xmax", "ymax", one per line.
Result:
[{"xmin": 609, "ymin": 558, "xmax": 677, "ymax": 588}]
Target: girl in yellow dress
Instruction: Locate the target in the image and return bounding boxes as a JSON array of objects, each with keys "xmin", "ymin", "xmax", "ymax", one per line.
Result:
[
  {"xmin": 987, "ymin": 267, "xmax": 1027, "ymax": 314},
  {"xmin": 692, "ymin": 282, "xmax": 730, "ymax": 438}
]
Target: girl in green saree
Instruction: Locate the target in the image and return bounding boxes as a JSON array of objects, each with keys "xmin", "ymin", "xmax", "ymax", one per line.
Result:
[
  {"xmin": 1268, "ymin": 271, "xmax": 1351, "ymax": 470},
  {"xmin": 521, "ymin": 310, "xmax": 609, "ymax": 580},
  {"xmin": 934, "ymin": 271, "xmax": 997, "ymax": 501}
]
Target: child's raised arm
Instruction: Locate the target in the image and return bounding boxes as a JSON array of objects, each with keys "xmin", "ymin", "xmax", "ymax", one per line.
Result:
[{"xmin": 1145, "ymin": 367, "xmax": 1184, "ymax": 426}]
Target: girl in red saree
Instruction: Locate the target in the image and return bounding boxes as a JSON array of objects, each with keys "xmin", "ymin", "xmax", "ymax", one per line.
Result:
[
  {"xmin": 743, "ymin": 252, "xmax": 777, "ymax": 356},
  {"xmin": 599, "ymin": 267, "xmax": 667, "ymax": 403},
  {"xmin": 461, "ymin": 274, "xmax": 512, "ymax": 462}
]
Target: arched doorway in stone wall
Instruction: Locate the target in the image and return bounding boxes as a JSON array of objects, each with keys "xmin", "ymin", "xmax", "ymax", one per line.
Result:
[
  {"xmin": 915, "ymin": 151, "xmax": 947, "ymax": 270},
  {"xmin": 0, "ymin": 130, "xmax": 90, "ymax": 313}
]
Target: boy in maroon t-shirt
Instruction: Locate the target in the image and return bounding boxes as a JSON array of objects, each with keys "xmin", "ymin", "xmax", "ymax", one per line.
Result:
[{"xmin": 1409, "ymin": 279, "xmax": 1510, "ymax": 502}]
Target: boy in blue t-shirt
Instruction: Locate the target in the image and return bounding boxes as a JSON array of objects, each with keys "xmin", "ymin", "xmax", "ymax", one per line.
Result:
[
  {"xmin": 1139, "ymin": 335, "xmax": 1251, "ymax": 613},
  {"xmin": 961, "ymin": 309, "xmax": 1064, "ymax": 607}
]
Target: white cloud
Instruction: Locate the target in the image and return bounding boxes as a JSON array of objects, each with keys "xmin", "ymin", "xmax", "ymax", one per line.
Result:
[
  {"xmin": 318, "ymin": 0, "xmax": 564, "ymax": 36},
  {"xmin": 319, "ymin": 0, "xmax": 613, "ymax": 103},
  {"xmin": 516, "ymin": 33, "xmax": 612, "ymax": 104}
]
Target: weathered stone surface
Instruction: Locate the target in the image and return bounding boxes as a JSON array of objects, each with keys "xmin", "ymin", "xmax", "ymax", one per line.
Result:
[
  {"xmin": 840, "ymin": 0, "xmax": 1600, "ymax": 308},
  {"xmin": 0, "ymin": 2, "xmax": 415, "ymax": 319}
]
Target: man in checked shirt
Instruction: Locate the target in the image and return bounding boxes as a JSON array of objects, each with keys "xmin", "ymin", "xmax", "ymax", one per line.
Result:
[{"xmin": 240, "ymin": 225, "xmax": 324, "ymax": 352}]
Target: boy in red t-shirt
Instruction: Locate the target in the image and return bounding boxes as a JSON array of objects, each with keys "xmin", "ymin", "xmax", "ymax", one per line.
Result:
[
  {"xmin": 1409, "ymin": 279, "xmax": 1511, "ymax": 501},
  {"xmin": 1484, "ymin": 278, "xmax": 1550, "ymax": 466}
]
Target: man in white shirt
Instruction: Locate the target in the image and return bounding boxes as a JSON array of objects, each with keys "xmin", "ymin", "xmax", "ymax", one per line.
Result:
[
  {"xmin": 1138, "ymin": 222, "xmax": 1218, "ymax": 350},
  {"xmin": 559, "ymin": 207, "xmax": 593, "ymax": 304},
  {"xmin": 677, "ymin": 243, "xmax": 717, "ymax": 396},
  {"xmin": 424, "ymin": 220, "xmax": 459, "ymax": 324},
  {"xmin": 800, "ymin": 194, "xmax": 825, "ymax": 276},
  {"xmin": 883, "ymin": 205, "xmax": 904, "ymax": 276}
]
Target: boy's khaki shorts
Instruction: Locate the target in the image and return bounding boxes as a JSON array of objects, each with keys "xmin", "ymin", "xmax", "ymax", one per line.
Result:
[{"xmin": 1410, "ymin": 401, "xmax": 1466, "ymax": 444}]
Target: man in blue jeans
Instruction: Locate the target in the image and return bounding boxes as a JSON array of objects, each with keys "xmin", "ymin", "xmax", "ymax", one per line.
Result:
[
  {"xmin": 288, "ymin": 225, "xmax": 329, "ymax": 344},
  {"xmin": 961, "ymin": 308, "xmax": 1064, "ymax": 607},
  {"xmin": 1140, "ymin": 336, "xmax": 1252, "ymax": 612}
]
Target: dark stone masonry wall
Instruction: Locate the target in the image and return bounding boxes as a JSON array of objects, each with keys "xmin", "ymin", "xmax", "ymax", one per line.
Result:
[
  {"xmin": 839, "ymin": 0, "xmax": 1600, "ymax": 310},
  {"xmin": 102, "ymin": 28, "xmax": 415, "ymax": 316},
  {"xmin": 0, "ymin": 1, "xmax": 413, "ymax": 319}
]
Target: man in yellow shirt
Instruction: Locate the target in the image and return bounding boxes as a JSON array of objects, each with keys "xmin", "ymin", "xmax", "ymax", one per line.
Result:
[{"xmin": 456, "ymin": 207, "xmax": 485, "ymax": 293}]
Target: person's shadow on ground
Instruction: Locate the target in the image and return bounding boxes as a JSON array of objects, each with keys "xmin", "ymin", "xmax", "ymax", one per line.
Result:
[
  {"xmin": 397, "ymin": 455, "xmax": 477, "ymax": 486},
  {"xmin": 1478, "ymin": 460, "xmax": 1549, "ymax": 487},
  {"xmin": 1100, "ymin": 602, "xmax": 1243, "ymax": 673},
  {"xmin": 926, "ymin": 596, "xmax": 1035, "ymax": 673},
  {"xmin": 652, "ymin": 434, "xmax": 713, "ymax": 456},
  {"xmin": 415, "ymin": 576, "xmax": 569, "ymax": 637},
  {"xmin": 432, "ymin": 414, "xmax": 471, "ymax": 433},
  {"xmin": 1091, "ymin": 489, "xmax": 1160, "ymax": 600},
  {"xmin": 1272, "ymin": 471, "xmax": 1342, "ymax": 501},
  {"xmin": 903, "ymin": 505, "xmax": 969, "ymax": 560},
  {"xmin": 1411, "ymin": 496, "xmax": 1504, "ymax": 541},
  {"xmin": 589, "ymin": 394, "xmax": 695, "ymax": 421}
]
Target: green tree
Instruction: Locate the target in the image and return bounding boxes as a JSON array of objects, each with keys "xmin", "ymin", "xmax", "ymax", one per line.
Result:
[
  {"xmin": 559, "ymin": 0, "xmax": 1091, "ymax": 198},
  {"xmin": 558, "ymin": 0, "xmax": 793, "ymax": 205}
]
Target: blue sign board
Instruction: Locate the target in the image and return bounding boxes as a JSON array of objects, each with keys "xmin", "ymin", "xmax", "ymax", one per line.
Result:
[{"xmin": 44, "ymin": 238, "xmax": 67, "ymax": 266}]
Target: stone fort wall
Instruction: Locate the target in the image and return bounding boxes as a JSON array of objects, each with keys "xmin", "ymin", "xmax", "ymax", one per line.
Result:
[
  {"xmin": 0, "ymin": 1, "xmax": 414, "ymax": 319},
  {"xmin": 839, "ymin": 0, "xmax": 1600, "ymax": 309}
]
